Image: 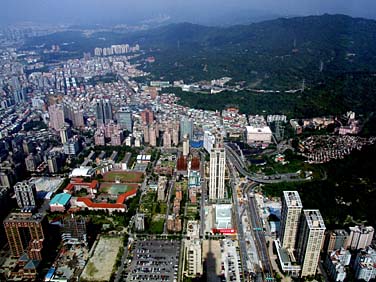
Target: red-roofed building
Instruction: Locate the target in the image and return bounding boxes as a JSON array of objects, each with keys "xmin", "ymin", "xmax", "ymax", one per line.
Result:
[
  {"xmin": 64, "ymin": 179, "xmax": 99, "ymax": 195},
  {"xmin": 191, "ymin": 156, "xmax": 200, "ymax": 171},
  {"xmin": 177, "ymin": 155, "xmax": 187, "ymax": 171},
  {"xmin": 74, "ymin": 188, "xmax": 138, "ymax": 214}
]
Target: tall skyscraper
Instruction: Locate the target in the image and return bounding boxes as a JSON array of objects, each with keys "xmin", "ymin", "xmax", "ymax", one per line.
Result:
[
  {"xmin": 10, "ymin": 76, "xmax": 25, "ymax": 104},
  {"xmin": 209, "ymin": 133, "xmax": 226, "ymax": 200},
  {"xmin": 14, "ymin": 181, "xmax": 37, "ymax": 209},
  {"xmin": 95, "ymin": 100, "xmax": 104, "ymax": 127},
  {"xmin": 95, "ymin": 99, "xmax": 113, "ymax": 127},
  {"xmin": 117, "ymin": 108, "xmax": 133, "ymax": 132},
  {"xmin": 4, "ymin": 212, "xmax": 47, "ymax": 260},
  {"xmin": 48, "ymin": 104, "xmax": 65, "ymax": 131},
  {"xmin": 180, "ymin": 117, "xmax": 193, "ymax": 141},
  {"xmin": 103, "ymin": 99, "xmax": 113, "ymax": 124},
  {"xmin": 280, "ymin": 191, "xmax": 303, "ymax": 250},
  {"xmin": 296, "ymin": 210, "xmax": 326, "ymax": 277}
]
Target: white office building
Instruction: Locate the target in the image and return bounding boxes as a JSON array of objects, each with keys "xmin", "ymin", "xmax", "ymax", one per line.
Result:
[
  {"xmin": 209, "ymin": 135, "xmax": 226, "ymax": 200},
  {"xmin": 279, "ymin": 191, "xmax": 303, "ymax": 250},
  {"xmin": 296, "ymin": 210, "xmax": 326, "ymax": 277}
]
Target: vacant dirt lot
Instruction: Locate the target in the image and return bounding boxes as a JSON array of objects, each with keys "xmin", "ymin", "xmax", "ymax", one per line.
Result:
[{"xmin": 81, "ymin": 236, "xmax": 122, "ymax": 281}]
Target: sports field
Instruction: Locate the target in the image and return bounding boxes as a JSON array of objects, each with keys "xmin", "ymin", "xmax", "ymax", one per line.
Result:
[
  {"xmin": 103, "ymin": 171, "xmax": 143, "ymax": 183},
  {"xmin": 100, "ymin": 183, "xmax": 134, "ymax": 195}
]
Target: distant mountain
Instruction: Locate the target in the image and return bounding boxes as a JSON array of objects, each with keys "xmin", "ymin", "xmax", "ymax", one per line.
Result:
[
  {"xmin": 122, "ymin": 14, "xmax": 376, "ymax": 89},
  {"xmin": 24, "ymin": 14, "xmax": 376, "ymax": 89}
]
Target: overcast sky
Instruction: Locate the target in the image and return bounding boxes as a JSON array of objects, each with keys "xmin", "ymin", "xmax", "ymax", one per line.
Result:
[{"xmin": 1, "ymin": 0, "xmax": 376, "ymax": 25}]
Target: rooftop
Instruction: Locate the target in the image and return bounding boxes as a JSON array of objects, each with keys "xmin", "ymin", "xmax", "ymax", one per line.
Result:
[
  {"xmin": 283, "ymin": 191, "xmax": 303, "ymax": 208},
  {"xmin": 303, "ymin": 209, "xmax": 326, "ymax": 230},
  {"xmin": 4, "ymin": 212, "xmax": 45, "ymax": 223},
  {"xmin": 246, "ymin": 125, "xmax": 272, "ymax": 134},
  {"xmin": 50, "ymin": 193, "xmax": 72, "ymax": 206},
  {"xmin": 69, "ymin": 167, "xmax": 95, "ymax": 178}
]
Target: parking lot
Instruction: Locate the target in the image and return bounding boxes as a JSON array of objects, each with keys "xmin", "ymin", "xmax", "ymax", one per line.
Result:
[{"xmin": 124, "ymin": 240, "xmax": 180, "ymax": 282}]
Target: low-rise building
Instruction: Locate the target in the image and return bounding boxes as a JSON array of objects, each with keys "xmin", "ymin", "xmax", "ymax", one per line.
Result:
[
  {"xmin": 245, "ymin": 125, "xmax": 272, "ymax": 144},
  {"xmin": 325, "ymin": 248, "xmax": 351, "ymax": 282},
  {"xmin": 354, "ymin": 247, "xmax": 376, "ymax": 282},
  {"xmin": 49, "ymin": 193, "xmax": 71, "ymax": 212}
]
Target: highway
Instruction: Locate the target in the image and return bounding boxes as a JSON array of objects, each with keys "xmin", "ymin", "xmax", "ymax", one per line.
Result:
[
  {"xmin": 227, "ymin": 151, "xmax": 275, "ymax": 282},
  {"xmin": 227, "ymin": 159, "xmax": 251, "ymax": 282},
  {"xmin": 245, "ymin": 186, "xmax": 274, "ymax": 281},
  {"xmin": 225, "ymin": 143, "xmax": 306, "ymax": 184}
]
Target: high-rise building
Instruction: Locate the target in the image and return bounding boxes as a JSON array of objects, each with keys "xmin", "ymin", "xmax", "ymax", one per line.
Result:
[
  {"xmin": 103, "ymin": 99, "xmax": 113, "ymax": 124},
  {"xmin": 117, "ymin": 109, "xmax": 133, "ymax": 132},
  {"xmin": 172, "ymin": 123, "xmax": 180, "ymax": 146},
  {"xmin": 324, "ymin": 229, "xmax": 349, "ymax": 253},
  {"xmin": 48, "ymin": 104, "xmax": 65, "ymax": 131},
  {"xmin": 47, "ymin": 153, "xmax": 61, "ymax": 174},
  {"xmin": 95, "ymin": 99, "xmax": 113, "ymax": 127},
  {"xmin": 63, "ymin": 102, "xmax": 84, "ymax": 128},
  {"xmin": 163, "ymin": 130, "xmax": 172, "ymax": 148},
  {"xmin": 348, "ymin": 226, "xmax": 374, "ymax": 250},
  {"xmin": 180, "ymin": 117, "xmax": 193, "ymax": 141},
  {"xmin": 280, "ymin": 191, "xmax": 303, "ymax": 250},
  {"xmin": 94, "ymin": 130, "xmax": 105, "ymax": 145},
  {"xmin": 149, "ymin": 123, "xmax": 157, "ymax": 147},
  {"xmin": 209, "ymin": 133, "xmax": 226, "ymax": 200},
  {"xmin": 141, "ymin": 109, "xmax": 154, "ymax": 125},
  {"xmin": 25, "ymin": 154, "xmax": 39, "ymax": 172},
  {"xmin": 14, "ymin": 180, "xmax": 37, "ymax": 209},
  {"xmin": 296, "ymin": 210, "xmax": 326, "ymax": 277},
  {"xmin": 63, "ymin": 137, "xmax": 81, "ymax": 155},
  {"xmin": 203, "ymin": 130, "xmax": 216, "ymax": 153},
  {"xmin": 111, "ymin": 131, "xmax": 123, "ymax": 146},
  {"xmin": 183, "ymin": 134, "xmax": 190, "ymax": 156},
  {"xmin": 59, "ymin": 126, "xmax": 71, "ymax": 144},
  {"xmin": 4, "ymin": 212, "xmax": 47, "ymax": 260}
]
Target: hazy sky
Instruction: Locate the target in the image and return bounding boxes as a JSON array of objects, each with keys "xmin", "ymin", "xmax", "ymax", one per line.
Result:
[{"xmin": 1, "ymin": 0, "xmax": 376, "ymax": 25}]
